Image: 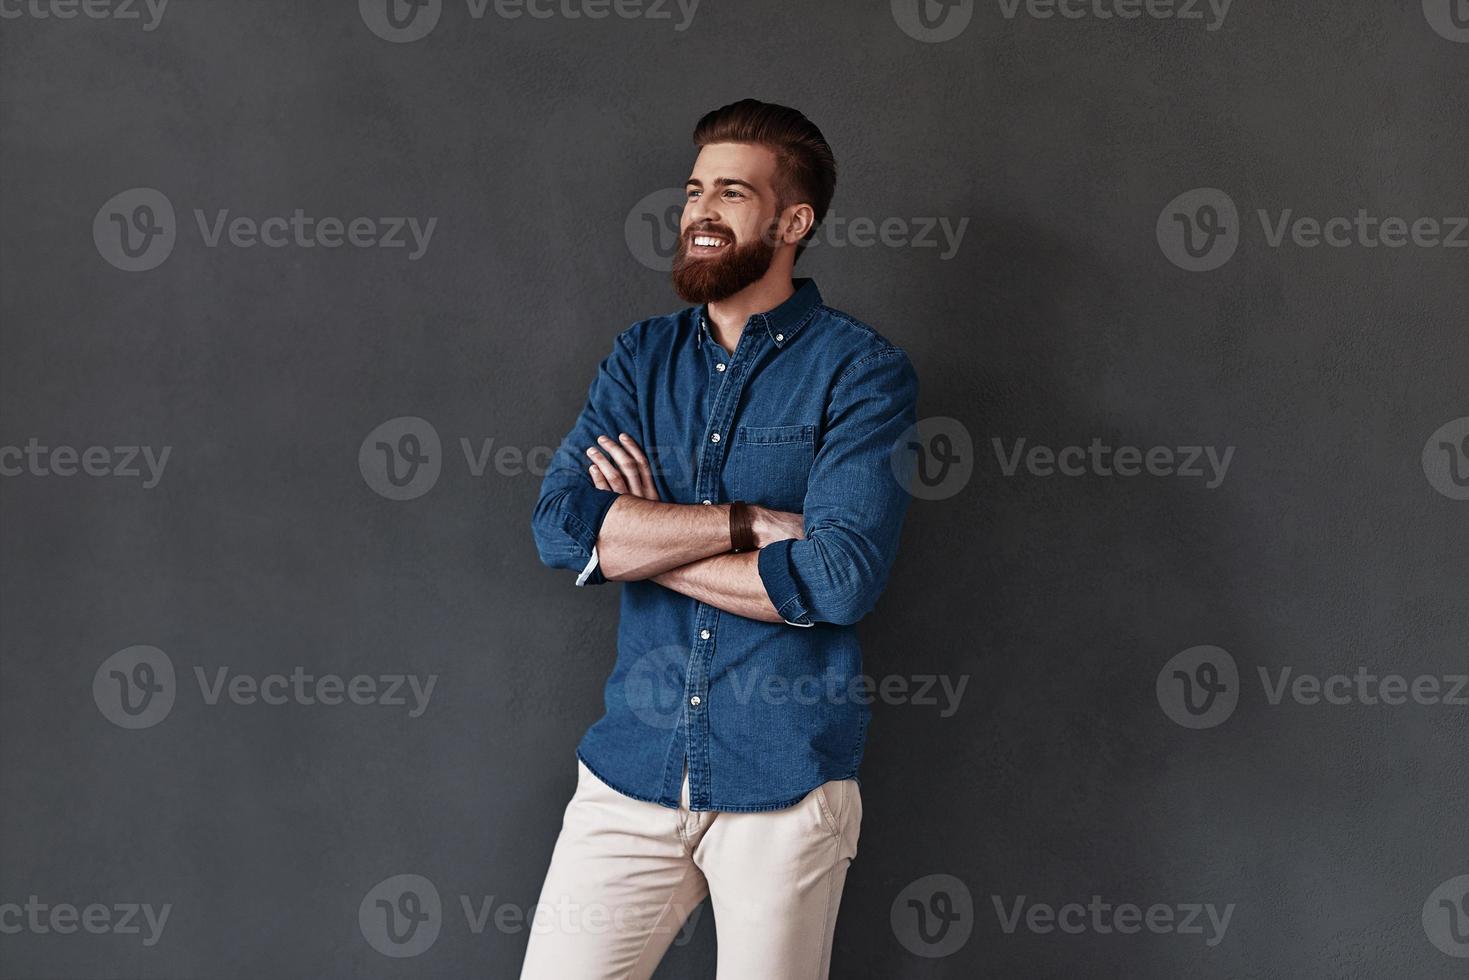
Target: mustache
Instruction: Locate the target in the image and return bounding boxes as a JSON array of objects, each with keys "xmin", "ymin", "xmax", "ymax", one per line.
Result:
[{"xmin": 683, "ymin": 223, "xmax": 736, "ymax": 241}]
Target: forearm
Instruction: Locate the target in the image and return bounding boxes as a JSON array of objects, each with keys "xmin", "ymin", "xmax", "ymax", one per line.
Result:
[
  {"xmin": 596, "ymin": 496, "xmax": 733, "ymax": 581},
  {"xmin": 651, "ymin": 551, "xmax": 783, "ymax": 623}
]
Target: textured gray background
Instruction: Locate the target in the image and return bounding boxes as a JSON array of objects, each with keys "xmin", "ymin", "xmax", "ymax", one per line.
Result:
[{"xmin": 2, "ymin": 0, "xmax": 1467, "ymax": 977}]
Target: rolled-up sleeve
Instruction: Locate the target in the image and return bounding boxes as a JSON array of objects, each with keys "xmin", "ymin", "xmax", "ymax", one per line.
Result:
[
  {"xmin": 757, "ymin": 347, "xmax": 919, "ymax": 625},
  {"xmin": 530, "ymin": 327, "xmax": 642, "ymax": 586}
]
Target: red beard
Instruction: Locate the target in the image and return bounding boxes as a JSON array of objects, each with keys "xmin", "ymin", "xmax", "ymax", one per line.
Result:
[{"xmin": 671, "ymin": 224, "xmax": 777, "ymax": 304}]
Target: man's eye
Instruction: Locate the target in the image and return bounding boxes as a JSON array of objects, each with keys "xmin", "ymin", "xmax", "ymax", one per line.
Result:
[
  {"xmin": 686, "ymin": 190, "xmax": 701, "ymax": 200},
  {"xmin": 723, "ymin": 190, "xmax": 744, "ymax": 199}
]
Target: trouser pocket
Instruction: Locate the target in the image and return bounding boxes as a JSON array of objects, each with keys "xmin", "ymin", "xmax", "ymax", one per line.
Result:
[{"xmin": 813, "ymin": 779, "xmax": 862, "ymax": 860}]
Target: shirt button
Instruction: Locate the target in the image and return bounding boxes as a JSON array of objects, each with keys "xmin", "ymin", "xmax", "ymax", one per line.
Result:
[
  {"xmin": 716, "ymin": 363, "xmax": 726, "ymax": 373},
  {"xmin": 710, "ymin": 432, "xmax": 720, "ymax": 443},
  {"xmin": 689, "ymin": 695, "xmax": 702, "ymax": 707},
  {"xmin": 702, "ymin": 499, "xmax": 712, "ymax": 505},
  {"xmin": 700, "ymin": 629, "xmax": 711, "ymax": 640},
  {"xmin": 775, "ymin": 333, "xmax": 784, "ymax": 342}
]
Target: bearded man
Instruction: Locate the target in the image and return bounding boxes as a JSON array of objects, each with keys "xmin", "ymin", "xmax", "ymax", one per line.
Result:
[{"xmin": 522, "ymin": 98, "xmax": 919, "ymax": 980}]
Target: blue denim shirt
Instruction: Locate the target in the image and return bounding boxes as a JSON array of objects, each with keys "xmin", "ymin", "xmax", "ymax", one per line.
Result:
[{"xmin": 530, "ymin": 278, "xmax": 918, "ymax": 811}]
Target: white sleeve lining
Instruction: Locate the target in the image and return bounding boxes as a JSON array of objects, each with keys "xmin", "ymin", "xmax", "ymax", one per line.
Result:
[{"xmin": 574, "ymin": 546, "xmax": 600, "ymax": 587}]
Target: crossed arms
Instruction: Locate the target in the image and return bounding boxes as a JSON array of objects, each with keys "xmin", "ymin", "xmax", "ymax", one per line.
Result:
[
  {"xmin": 579, "ymin": 433, "xmax": 804, "ymax": 622},
  {"xmin": 529, "ymin": 327, "xmax": 919, "ymax": 627}
]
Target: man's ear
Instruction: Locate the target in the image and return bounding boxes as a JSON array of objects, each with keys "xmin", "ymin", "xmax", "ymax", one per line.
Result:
[{"xmin": 780, "ymin": 203, "xmax": 816, "ymax": 246}]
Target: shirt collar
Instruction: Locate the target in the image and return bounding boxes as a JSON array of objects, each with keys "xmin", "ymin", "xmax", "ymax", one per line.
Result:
[{"xmin": 696, "ymin": 278, "xmax": 822, "ymax": 351}]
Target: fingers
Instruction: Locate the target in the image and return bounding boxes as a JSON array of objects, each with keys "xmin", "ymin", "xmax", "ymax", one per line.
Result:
[
  {"xmin": 585, "ymin": 445, "xmax": 629, "ymax": 493},
  {"xmin": 593, "ymin": 435, "xmax": 644, "ymax": 495},
  {"xmin": 588, "ymin": 464, "xmax": 612, "ymax": 491},
  {"xmin": 585, "ymin": 434, "xmax": 660, "ymax": 499},
  {"xmin": 615, "ymin": 433, "xmax": 660, "ymax": 501}
]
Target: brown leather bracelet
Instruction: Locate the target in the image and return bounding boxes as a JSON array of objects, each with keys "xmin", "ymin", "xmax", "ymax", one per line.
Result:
[{"xmin": 728, "ymin": 501, "xmax": 758, "ymax": 553}]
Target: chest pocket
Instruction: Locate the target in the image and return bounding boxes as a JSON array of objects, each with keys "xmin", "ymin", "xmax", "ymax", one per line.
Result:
[{"xmin": 723, "ymin": 423, "xmax": 816, "ymax": 512}]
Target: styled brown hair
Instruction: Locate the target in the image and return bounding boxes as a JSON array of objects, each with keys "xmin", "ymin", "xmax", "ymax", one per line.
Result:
[{"xmin": 692, "ymin": 99, "xmax": 836, "ymax": 258}]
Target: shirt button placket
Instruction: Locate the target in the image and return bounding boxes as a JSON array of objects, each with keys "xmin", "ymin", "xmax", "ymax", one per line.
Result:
[{"xmin": 687, "ymin": 329, "xmax": 750, "ymax": 812}]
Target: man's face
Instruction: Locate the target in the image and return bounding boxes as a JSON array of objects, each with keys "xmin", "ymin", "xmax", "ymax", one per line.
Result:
[{"xmin": 672, "ymin": 142, "xmax": 784, "ymax": 304}]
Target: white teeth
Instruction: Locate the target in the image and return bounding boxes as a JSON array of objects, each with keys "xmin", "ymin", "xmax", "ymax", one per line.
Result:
[{"xmin": 693, "ymin": 236, "xmax": 727, "ymax": 247}]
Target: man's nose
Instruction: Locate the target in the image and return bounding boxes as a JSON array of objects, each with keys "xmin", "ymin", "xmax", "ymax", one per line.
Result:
[{"xmin": 684, "ymin": 195, "xmax": 719, "ymax": 230}]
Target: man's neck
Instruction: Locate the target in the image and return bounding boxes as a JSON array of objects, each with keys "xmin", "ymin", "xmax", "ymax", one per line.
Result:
[{"xmin": 705, "ymin": 271, "xmax": 796, "ymax": 355}]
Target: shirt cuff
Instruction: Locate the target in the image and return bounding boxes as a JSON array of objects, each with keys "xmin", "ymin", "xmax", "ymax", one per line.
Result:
[
  {"xmin": 756, "ymin": 539, "xmax": 815, "ymax": 627},
  {"xmin": 560, "ymin": 483, "xmax": 622, "ymax": 586}
]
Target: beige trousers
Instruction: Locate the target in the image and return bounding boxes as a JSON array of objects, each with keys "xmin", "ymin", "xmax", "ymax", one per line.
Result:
[{"xmin": 519, "ymin": 759, "xmax": 862, "ymax": 980}]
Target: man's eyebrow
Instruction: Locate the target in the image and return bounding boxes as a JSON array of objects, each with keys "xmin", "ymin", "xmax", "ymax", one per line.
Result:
[{"xmin": 684, "ymin": 177, "xmax": 759, "ymax": 192}]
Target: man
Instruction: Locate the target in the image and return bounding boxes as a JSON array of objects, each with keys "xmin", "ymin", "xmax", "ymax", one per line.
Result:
[{"xmin": 522, "ymin": 99, "xmax": 919, "ymax": 979}]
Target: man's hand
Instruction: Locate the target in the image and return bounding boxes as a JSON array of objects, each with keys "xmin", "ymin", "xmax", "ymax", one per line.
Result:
[
  {"xmin": 586, "ymin": 433, "xmax": 660, "ymax": 500},
  {"xmin": 752, "ymin": 506, "xmax": 805, "ymax": 548}
]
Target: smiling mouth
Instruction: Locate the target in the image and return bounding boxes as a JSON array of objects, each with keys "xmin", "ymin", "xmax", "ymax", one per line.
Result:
[{"xmin": 688, "ymin": 232, "xmax": 732, "ymax": 255}]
